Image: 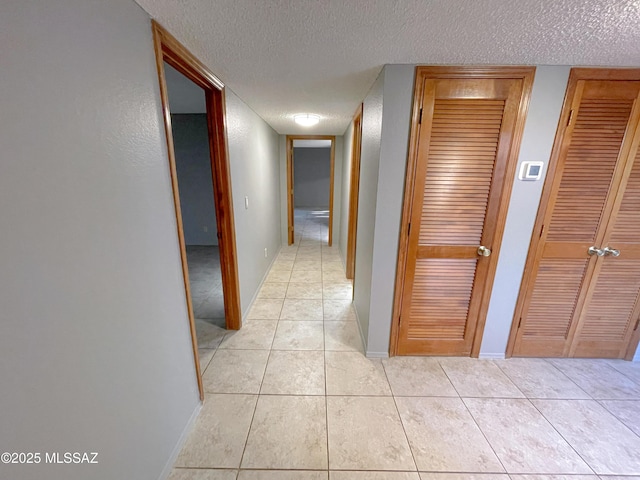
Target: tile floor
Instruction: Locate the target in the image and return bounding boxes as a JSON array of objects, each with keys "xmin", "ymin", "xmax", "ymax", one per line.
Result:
[{"xmin": 170, "ymin": 209, "xmax": 640, "ymax": 480}]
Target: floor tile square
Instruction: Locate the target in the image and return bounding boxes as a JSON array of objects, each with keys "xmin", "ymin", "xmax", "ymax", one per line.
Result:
[
  {"xmin": 324, "ymin": 321, "xmax": 363, "ymax": 352},
  {"xmin": 175, "ymin": 394, "xmax": 257, "ymax": 468},
  {"xmin": 290, "ymin": 269, "xmax": 323, "ymax": 283},
  {"xmin": 599, "ymin": 400, "xmax": 640, "ymax": 436},
  {"xmin": 195, "ymin": 319, "xmax": 227, "ymax": 349},
  {"xmin": 323, "ymin": 283, "xmax": 352, "ymax": 299},
  {"xmin": 548, "ymin": 359, "xmax": 640, "ymax": 399},
  {"xmin": 419, "ymin": 474, "xmax": 510, "ymax": 480},
  {"xmin": 198, "ymin": 348, "xmax": 215, "ymax": 373},
  {"xmin": 438, "ymin": 358, "xmax": 524, "ymax": 398},
  {"xmin": 202, "ymin": 349, "xmax": 269, "ymax": 394},
  {"xmin": 533, "ymin": 399, "xmax": 640, "ymax": 475},
  {"xmin": 246, "ymin": 299, "xmax": 284, "ymax": 320},
  {"xmin": 494, "ymin": 358, "xmax": 590, "ymax": 399},
  {"xmin": 242, "ymin": 395, "xmax": 328, "ymax": 469},
  {"xmin": 323, "ymin": 299, "xmax": 356, "ymax": 321},
  {"xmin": 272, "ymin": 321, "xmax": 324, "ymax": 350},
  {"xmin": 286, "ymin": 282, "xmax": 324, "ymax": 299},
  {"xmin": 219, "ymin": 321, "xmax": 277, "ymax": 350},
  {"xmin": 280, "ymin": 299, "xmax": 324, "ymax": 321},
  {"xmin": 327, "ymin": 396, "xmax": 416, "ymax": 471},
  {"xmin": 332, "ymin": 473, "xmax": 419, "ymax": 480},
  {"xmin": 463, "ymin": 398, "xmax": 591, "ymax": 474},
  {"xmin": 396, "ymin": 397, "xmax": 503, "ymax": 472},
  {"xmin": 265, "ymin": 268, "xmax": 292, "ymax": 283},
  {"xmin": 606, "ymin": 359, "xmax": 640, "ymax": 384},
  {"xmin": 382, "ymin": 357, "xmax": 458, "ymax": 397},
  {"xmin": 261, "ymin": 350, "xmax": 325, "ymax": 395},
  {"xmin": 239, "ymin": 471, "xmax": 327, "ymax": 480},
  {"xmin": 325, "ymin": 351, "xmax": 391, "ymax": 395},
  {"xmin": 257, "ymin": 282, "xmax": 288, "ymax": 299},
  {"xmin": 168, "ymin": 469, "xmax": 238, "ymax": 480}
]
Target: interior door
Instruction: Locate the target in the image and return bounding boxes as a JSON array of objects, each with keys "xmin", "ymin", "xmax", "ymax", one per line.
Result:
[
  {"xmin": 512, "ymin": 72, "xmax": 640, "ymax": 358},
  {"xmin": 396, "ymin": 68, "xmax": 534, "ymax": 356}
]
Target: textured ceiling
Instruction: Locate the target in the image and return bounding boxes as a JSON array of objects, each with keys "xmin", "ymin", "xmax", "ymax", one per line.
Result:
[{"xmin": 136, "ymin": 0, "xmax": 640, "ymax": 135}]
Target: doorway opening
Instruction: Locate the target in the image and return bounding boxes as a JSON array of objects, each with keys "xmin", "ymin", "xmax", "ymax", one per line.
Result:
[
  {"xmin": 286, "ymin": 136, "xmax": 336, "ymax": 246},
  {"xmin": 152, "ymin": 22, "xmax": 241, "ymax": 400},
  {"xmin": 346, "ymin": 105, "xmax": 363, "ymax": 280}
]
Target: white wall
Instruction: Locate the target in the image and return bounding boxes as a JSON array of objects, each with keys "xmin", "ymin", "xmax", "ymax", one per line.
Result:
[
  {"xmin": 0, "ymin": 1, "xmax": 200, "ymax": 479},
  {"xmin": 225, "ymin": 90, "xmax": 282, "ymax": 315},
  {"xmin": 339, "ymin": 121, "xmax": 355, "ymax": 263},
  {"xmin": 172, "ymin": 114, "xmax": 218, "ymax": 246},
  {"xmin": 353, "ymin": 70, "xmax": 385, "ymax": 344},
  {"xmin": 293, "ymin": 147, "xmax": 331, "ymax": 207}
]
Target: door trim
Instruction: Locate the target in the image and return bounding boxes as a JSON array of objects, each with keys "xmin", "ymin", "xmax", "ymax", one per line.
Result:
[
  {"xmin": 152, "ymin": 21, "xmax": 242, "ymax": 401},
  {"xmin": 346, "ymin": 105, "xmax": 363, "ymax": 279},
  {"xmin": 286, "ymin": 135, "xmax": 336, "ymax": 246},
  {"xmin": 389, "ymin": 66, "xmax": 535, "ymax": 357},
  {"xmin": 505, "ymin": 67, "xmax": 640, "ymax": 359}
]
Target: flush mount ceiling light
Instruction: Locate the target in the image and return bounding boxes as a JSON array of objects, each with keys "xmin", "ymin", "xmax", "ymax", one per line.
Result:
[{"xmin": 294, "ymin": 114, "xmax": 320, "ymax": 126}]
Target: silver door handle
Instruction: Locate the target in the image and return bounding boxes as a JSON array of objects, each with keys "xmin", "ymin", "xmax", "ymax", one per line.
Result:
[
  {"xmin": 588, "ymin": 246, "xmax": 605, "ymax": 256},
  {"xmin": 603, "ymin": 247, "xmax": 620, "ymax": 257},
  {"xmin": 477, "ymin": 246, "xmax": 491, "ymax": 257}
]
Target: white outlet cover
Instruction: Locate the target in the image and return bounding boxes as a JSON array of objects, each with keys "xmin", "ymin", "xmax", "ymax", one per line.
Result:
[{"xmin": 245, "ymin": 196, "xmax": 249, "ymax": 209}]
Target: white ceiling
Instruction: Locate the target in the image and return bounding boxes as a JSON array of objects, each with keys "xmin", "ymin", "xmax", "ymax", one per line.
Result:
[
  {"xmin": 136, "ymin": 0, "xmax": 640, "ymax": 135},
  {"xmin": 293, "ymin": 140, "xmax": 332, "ymax": 148}
]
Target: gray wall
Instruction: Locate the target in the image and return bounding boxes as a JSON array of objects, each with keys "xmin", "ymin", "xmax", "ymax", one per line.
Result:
[
  {"xmin": 0, "ymin": 1, "xmax": 201, "ymax": 479},
  {"xmin": 339, "ymin": 121, "xmax": 355, "ymax": 263},
  {"xmin": 353, "ymin": 70, "xmax": 385, "ymax": 346},
  {"xmin": 0, "ymin": 2, "xmax": 283, "ymax": 480},
  {"xmin": 479, "ymin": 66, "xmax": 571, "ymax": 357},
  {"xmin": 352, "ymin": 65, "xmax": 415, "ymax": 357},
  {"xmin": 171, "ymin": 114, "xmax": 218, "ymax": 246},
  {"xmin": 293, "ymin": 147, "xmax": 331, "ymax": 207},
  {"xmin": 226, "ymin": 89, "xmax": 282, "ymax": 315}
]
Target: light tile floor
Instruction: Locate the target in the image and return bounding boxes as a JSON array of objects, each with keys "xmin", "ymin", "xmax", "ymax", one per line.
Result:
[{"xmin": 170, "ymin": 209, "xmax": 640, "ymax": 480}]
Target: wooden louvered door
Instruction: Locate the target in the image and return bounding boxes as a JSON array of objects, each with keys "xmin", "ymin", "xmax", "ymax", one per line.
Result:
[
  {"xmin": 512, "ymin": 69, "xmax": 640, "ymax": 359},
  {"xmin": 395, "ymin": 67, "xmax": 534, "ymax": 356}
]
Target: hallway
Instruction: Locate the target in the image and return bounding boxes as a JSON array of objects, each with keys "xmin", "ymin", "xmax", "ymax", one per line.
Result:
[{"xmin": 169, "ymin": 215, "xmax": 640, "ymax": 479}]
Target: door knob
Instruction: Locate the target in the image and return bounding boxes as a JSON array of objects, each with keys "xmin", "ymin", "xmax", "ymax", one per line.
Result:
[
  {"xmin": 603, "ymin": 247, "xmax": 620, "ymax": 257},
  {"xmin": 477, "ymin": 246, "xmax": 491, "ymax": 257},
  {"xmin": 588, "ymin": 246, "xmax": 605, "ymax": 256}
]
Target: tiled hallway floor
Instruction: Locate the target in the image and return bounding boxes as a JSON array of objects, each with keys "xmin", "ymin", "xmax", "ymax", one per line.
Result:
[{"xmin": 170, "ymin": 210, "xmax": 640, "ymax": 480}]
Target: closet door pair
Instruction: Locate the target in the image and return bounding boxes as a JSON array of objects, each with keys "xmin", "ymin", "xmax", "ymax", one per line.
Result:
[{"xmin": 512, "ymin": 69, "xmax": 640, "ymax": 359}]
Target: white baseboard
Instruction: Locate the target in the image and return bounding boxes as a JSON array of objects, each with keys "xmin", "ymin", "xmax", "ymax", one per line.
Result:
[
  {"xmin": 478, "ymin": 352, "xmax": 506, "ymax": 360},
  {"xmin": 366, "ymin": 351, "xmax": 390, "ymax": 359},
  {"xmin": 158, "ymin": 401, "xmax": 202, "ymax": 480}
]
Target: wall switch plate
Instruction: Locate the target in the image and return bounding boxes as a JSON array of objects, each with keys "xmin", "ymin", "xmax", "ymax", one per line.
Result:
[
  {"xmin": 245, "ymin": 196, "xmax": 249, "ymax": 209},
  {"xmin": 518, "ymin": 161, "xmax": 544, "ymax": 181}
]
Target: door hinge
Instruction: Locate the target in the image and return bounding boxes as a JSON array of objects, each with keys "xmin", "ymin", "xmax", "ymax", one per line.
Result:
[
  {"xmin": 539, "ymin": 224, "xmax": 545, "ymax": 238},
  {"xmin": 407, "ymin": 222, "xmax": 411, "ymax": 236},
  {"xmin": 634, "ymin": 317, "xmax": 640, "ymax": 331},
  {"xmin": 418, "ymin": 108, "xmax": 423, "ymax": 124},
  {"xmin": 216, "ymin": 231, "xmax": 222, "ymax": 240},
  {"xmin": 567, "ymin": 109, "xmax": 574, "ymax": 126},
  {"xmin": 518, "ymin": 317, "xmax": 523, "ymax": 329}
]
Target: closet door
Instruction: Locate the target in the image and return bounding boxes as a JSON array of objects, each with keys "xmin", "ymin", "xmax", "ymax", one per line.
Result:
[
  {"xmin": 571, "ymin": 143, "xmax": 640, "ymax": 358},
  {"xmin": 512, "ymin": 71, "xmax": 640, "ymax": 358},
  {"xmin": 396, "ymin": 67, "xmax": 534, "ymax": 356}
]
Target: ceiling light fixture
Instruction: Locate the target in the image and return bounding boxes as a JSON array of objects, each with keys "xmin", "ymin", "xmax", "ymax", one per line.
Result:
[{"xmin": 294, "ymin": 114, "xmax": 320, "ymax": 126}]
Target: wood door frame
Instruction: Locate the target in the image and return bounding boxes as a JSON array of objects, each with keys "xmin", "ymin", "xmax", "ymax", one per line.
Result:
[
  {"xmin": 152, "ymin": 21, "xmax": 242, "ymax": 401},
  {"xmin": 389, "ymin": 66, "xmax": 535, "ymax": 357},
  {"xmin": 505, "ymin": 67, "xmax": 640, "ymax": 359},
  {"xmin": 346, "ymin": 105, "xmax": 363, "ymax": 279},
  {"xmin": 286, "ymin": 135, "xmax": 336, "ymax": 246}
]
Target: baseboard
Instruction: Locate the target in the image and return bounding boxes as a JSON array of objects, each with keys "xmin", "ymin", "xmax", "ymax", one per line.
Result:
[
  {"xmin": 158, "ymin": 401, "xmax": 202, "ymax": 480},
  {"xmin": 366, "ymin": 350, "xmax": 390, "ymax": 359},
  {"xmin": 478, "ymin": 352, "xmax": 506, "ymax": 360}
]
